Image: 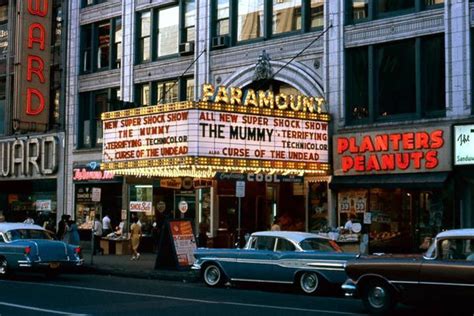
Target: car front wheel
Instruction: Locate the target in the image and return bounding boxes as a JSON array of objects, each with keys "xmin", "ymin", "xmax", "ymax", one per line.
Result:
[
  {"xmin": 362, "ymin": 280, "xmax": 396, "ymax": 314},
  {"xmin": 203, "ymin": 264, "xmax": 225, "ymax": 287},
  {"xmin": 299, "ymin": 272, "xmax": 321, "ymax": 294},
  {"xmin": 0, "ymin": 257, "xmax": 8, "ymax": 277}
]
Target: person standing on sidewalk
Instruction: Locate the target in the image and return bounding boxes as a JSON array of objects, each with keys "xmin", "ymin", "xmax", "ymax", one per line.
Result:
[
  {"xmin": 130, "ymin": 216, "xmax": 142, "ymax": 260},
  {"xmin": 92, "ymin": 214, "xmax": 103, "ymax": 255},
  {"xmin": 102, "ymin": 213, "xmax": 112, "ymax": 237}
]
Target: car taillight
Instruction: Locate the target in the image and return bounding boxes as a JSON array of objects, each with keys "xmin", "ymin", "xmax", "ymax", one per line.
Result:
[
  {"xmin": 75, "ymin": 247, "xmax": 81, "ymax": 254},
  {"xmin": 24, "ymin": 246, "xmax": 31, "ymax": 255}
]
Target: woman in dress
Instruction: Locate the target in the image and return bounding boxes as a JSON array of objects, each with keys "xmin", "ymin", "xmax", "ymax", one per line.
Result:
[
  {"xmin": 68, "ymin": 219, "xmax": 81, "ymax": 245},
  {"xmin": 130, "ymin": 216, "xmax": 142, "ymax": 260}
]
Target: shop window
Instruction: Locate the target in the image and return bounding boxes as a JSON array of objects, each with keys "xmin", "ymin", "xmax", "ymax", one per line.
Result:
[
  {"xmin": 80, "ymin": 17, "xmax": 122, "ymax": 74},
  {"xmin": 78, "ymin": 88, "xmax": 120, "ymax": 149},
  {"xmin": 134, "ymin": 77, "xmax": 194, "ymax": 106},
  {"xmin": 345, "ymin": 34, "xmax": 445, "ymax": 125},
  {"xmin": 212, "ymin": 0, "xmax": 322, "ymax": 48},
  {"xmin": 130, "ymin": 184, "xmax": 154, "ymax": 237},
  {"xmin": 346, "ymin": 0, "xmax": 443, "ymax": 24}
]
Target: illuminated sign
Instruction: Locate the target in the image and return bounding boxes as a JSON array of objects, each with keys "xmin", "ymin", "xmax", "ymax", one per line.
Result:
[
  {"xmin": 0, "ymin": 134, "xmax": 59, "ymax": 180},
  {"xmin": 333, "ymin": 126, "xmax": 451, "ymax": 175},
  {"xmin": 454, "ymin": 124, "xmax": 474, "ymax": 166},
  {"xmin": 201, "ymin": 83, "xmax": 325, "ymax": 114},
  {"xmin": 101, "ymin": 102, "xmax": 329, "ymax": 176},
  {"xmin": 13, "ymin": 0, "xmax": 52, "ymax": 132}
]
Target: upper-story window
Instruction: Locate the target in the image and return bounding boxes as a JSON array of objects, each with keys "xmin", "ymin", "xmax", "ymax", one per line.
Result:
[
  {"xmin": 80, "ymin": 17, "xmax": 122, "ymax": 74},
  {"xmin": 135, "ymin": 77, "xmax": 194, "ymax": 107},
  {"xmin": 78, "ymin": 88, "xmax": 121, "ymax": 149},
  {"xmin": 0, "ymin": 4, "xmax": 7, "ymax": 135},
  {"xmin": 212, "ymin": 0, "xmax": 322, "ymax": 49},
  {"xmin": 137, "ymin": 2, "xmax": 195, "ymax": 64},
  {"xmin": 347, "ymin": 0, "xmax": 444, "ymax": 23},
  {"xmin": 82, "ymin": 0, "xmax": 106, "ymax": 8},
  {"xmin": 345, "ymin": 34, "xmax": 445, "ymax": 125}
]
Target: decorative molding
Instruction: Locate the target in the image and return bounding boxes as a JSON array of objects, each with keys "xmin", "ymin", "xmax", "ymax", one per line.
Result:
[
  {"xmin": 345, "ymin": 10, "xmax": 444, "ymax": 47},
  {"xmin": 78, "ymin": 70, "xmax": 121, "ymax": 92},
  {"xmin": 80, "ymin": 0, "xmax": 122, "ymax": 25},
  {"xmin": 133, "ymin": 57, "xmax": 195, "ymax": 84}
]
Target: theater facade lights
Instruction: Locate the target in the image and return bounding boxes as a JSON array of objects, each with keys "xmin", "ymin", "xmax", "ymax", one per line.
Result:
[{"xmin": 101, "ymin": 85, "xmax": 330, "ymax": 178}]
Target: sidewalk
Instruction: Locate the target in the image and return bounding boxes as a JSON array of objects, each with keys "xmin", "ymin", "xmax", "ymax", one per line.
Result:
[{"xmin": 79, "ymin": 249, "xmax": 200, "ymax": 282}]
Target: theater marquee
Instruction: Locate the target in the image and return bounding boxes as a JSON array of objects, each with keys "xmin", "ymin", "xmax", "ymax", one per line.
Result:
[
  {"xmin": 333, "ymin": 126, "xmax": 451, "ymax": 176},
  {"xmin": 102, "ymin": 98, "xmax": 330, "ymax": 178}
]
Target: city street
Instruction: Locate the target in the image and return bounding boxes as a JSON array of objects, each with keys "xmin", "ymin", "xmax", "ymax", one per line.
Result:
[{"xmin": 0, "ymin": 272, "xmax": 461, "ymax": 316}]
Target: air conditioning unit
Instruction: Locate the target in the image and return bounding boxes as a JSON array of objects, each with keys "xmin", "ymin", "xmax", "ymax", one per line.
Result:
[
  {"xmin": 179, "ymin": 41, "xmax": 195, "ymax": 55},
  {"xmin": 211, "ymin": 35, "xmax": 230, "ymax": 49}
]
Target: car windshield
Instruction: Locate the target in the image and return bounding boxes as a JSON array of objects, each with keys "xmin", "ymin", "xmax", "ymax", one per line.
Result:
[
  {"xmin": 424, "ymin": 240, "xmax": 437, "ymax": 259},
  {"xmin": 299, "ymin": 238, "xmax": 343, "ymax": 252},
  {"xmin": 5, "ymin": 229, "xmax": 54, "ymax": 241}
]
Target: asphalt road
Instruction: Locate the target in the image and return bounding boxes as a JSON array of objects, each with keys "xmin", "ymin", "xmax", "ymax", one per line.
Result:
[{"xmin": 0, "ymin": 273, "xmax": 468, "ymax": 316}]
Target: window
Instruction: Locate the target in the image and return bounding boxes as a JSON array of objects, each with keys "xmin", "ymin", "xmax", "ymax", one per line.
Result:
[
  {"xmin": 216, "ymin": 0, "xmax": 230, "ymax": 36},
  {"xmin": 345, "ymin": 35, "xmax": 445, "ymax": 124},
  {"xmin": 276, "ymin": 238, "xmax": 296, "ymax": 251},
  {"xmin": 158, "ymin": 7, "xmax": 179, "ymax": 57},
  {"xmin": 138, "ymin": 11, "xmax": 151, "ymax": 63},
  {"xmin": 440, "ymin": 239, "xmax": 474, "ymax": 261},
  {"xmin": 299, "ymin": 238, "xmax": 339, "ymax": 252},
  {"xmin": 0, "ymin": 77, "xmax": 5, "ymax": 134},
  {"xmin": 347, "ymin": 0, "xmax": 444, "ymax": 24},
  {"xmin": 238, "ymin": 0, "xmax": 264, "ymax": 41},
  {"xmin": 82, "ymin": 0, "xmax": 106, "ymax": 8},
  {"xmin": 134, "ymin": 78, "xmax": 194, "ymax": 106},
  {"xmin": 78, "ymin": 88, "xmax": 121, "ymax": 149},
  {"xmin": 183, "ymin": 0, "xmax": 196, "ymax": 42},
  {"xmin": 255, "ymin": 236, "xmax": 276, "ymax": 250},
  {"xmin": 80, "ymin": 17, "xmax": 122, "ymax": 74},
  {"xmin": 212, "ymin": 0, "xmax": 322, "ymax": 47},
  {"xmin": 137, "ymin": 4, "xmax": 193, "ymax": 63}
]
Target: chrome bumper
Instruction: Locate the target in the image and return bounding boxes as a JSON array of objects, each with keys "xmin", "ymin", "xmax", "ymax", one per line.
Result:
[
  {"xmin": 191, "ymin": 262, "xmax": 202, "ymax": 270},
  {"xmin": 341, "ymin": 279, "xmax": 358, "ymax": 297}
]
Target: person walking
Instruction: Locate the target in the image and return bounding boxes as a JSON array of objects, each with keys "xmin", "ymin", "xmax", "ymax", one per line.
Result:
[
  {"xmin": 56, "ymin": 215, "xmax": 69, "ymax": 240},
  {"xmin": 68, "ymin": 219, "xmax": 80, "ymax": 245},
  {"xmin": 92, "ymin": 214, "xmax": 103, "ymax": 255},
  {"xmin": 130, "ymin": 217, "xmax": 142, "ymax": 260}
]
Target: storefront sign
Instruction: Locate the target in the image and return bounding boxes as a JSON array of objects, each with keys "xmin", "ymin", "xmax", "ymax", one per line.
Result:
[
  {"xmin": 169, "ymin": 220, "xmax": 196, "ymax": 266},
  {"xmin": 160, "ymin": 178, "xmax": 182, "ymax": 189},
  {"xmin": 333, "ymin": 126, "xmax": 451, "ymax": 175},
  {"xmin": 178, "ymin": 201, "xmax": 188, "ymax": 213},
  {"xmin": 73, "ymin": 161, "xmax": 117, "ymax": 181},
  {"xmin": 454, "ymin": 124, "xmax": 474, "ymax": 166},
  {"xmin": 130, "ymin": 201, "xmax": 152, "ymax": 213},
  {"xmin": 201, "ymin": 83, "xmax": 326, "ymax": 114},
  {"xmin": 0, "ymin": 134, "xmax": 59, "ymax": 180},
  {"xmin": 338, "ymin": 191, "xmax": 367, "ymax": 213},
  {"xmin": 13, "ymin": 0, "xmax": 52, "ymax": 132},
  {"xmin": 91, "ymin": 187, "xmax": 101, "ymax": 202},
  {"xmin": 35, "ymin": 199, "xmax": 51, "ymax": 211},
  {"xmin": 192, "ymin": 179, "xmax": 213, "ymax": 188}
]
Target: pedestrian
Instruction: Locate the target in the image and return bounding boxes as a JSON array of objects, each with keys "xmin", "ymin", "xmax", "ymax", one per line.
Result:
[
  {"xmin": 92, "ymin": 214, "xmax": 103, "ymax": 255},
  {"xmin": 62, "ymin": 219, "xmax": 71, "ymax": 243},
  {"xmin": 68, "ymin": 219, "xmax": 80, "ymax": 245},
  {"xmin": 102, "ymin": 213, "xmax": 112, "ymax": 237},
  {"xmin": 57, "ymin": 215, "xmax": 69, "ymax": 240},
  {"xmin": 271, "ymin": 217, "xmax": 281, "ymax": 231},
  {"xmin": 23, "ymin": 212, "xmax": 35, "ymax": 224},
  {"xmin": 130, "ymin": 216, "xmax": 142, "ymax": 260}
]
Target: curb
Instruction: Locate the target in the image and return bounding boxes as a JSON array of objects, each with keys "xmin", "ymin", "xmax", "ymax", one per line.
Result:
[{"xmin": 79, "ymin": 265, "xmax": 201, "ymax": 282}]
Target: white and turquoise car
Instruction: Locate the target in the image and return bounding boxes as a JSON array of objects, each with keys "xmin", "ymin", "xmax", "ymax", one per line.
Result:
[
  {"xmin": 0, "ymin": 223, "xmax": 83, "ymax": 277},
  {"xmin": 193, "ymin": 231, "xmax": 358, "ymax": 294}
]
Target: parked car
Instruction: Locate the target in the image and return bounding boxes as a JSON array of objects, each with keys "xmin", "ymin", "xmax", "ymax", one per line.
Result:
[
  {"xmin": 0, "ymin": 223, "xmax": 83, "ymax": 277},
  {"xmin": 342, "ymin": 228, "xmax": 474, "ymax": 314},
  {"xmin": 192, "ymin": 231, "xmax": 358, "ymax": 294}
]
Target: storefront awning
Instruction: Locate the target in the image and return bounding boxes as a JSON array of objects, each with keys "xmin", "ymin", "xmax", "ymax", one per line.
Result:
[{"xmin": 329, "ymin": 172, "xmax": 450, "ymax": 190}]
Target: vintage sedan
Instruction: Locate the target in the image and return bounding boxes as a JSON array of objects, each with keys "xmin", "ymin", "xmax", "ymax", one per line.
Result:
[
  {"xmin": 0, "ymin": 223, "xmax": 83, "ymax": 277},
  {"xmin": 342, "ymin": 228, "xmax": 474, "ymax": 314},
  {"xmin": 192, "ymin": 231, "xmax": 358, "ymax": 294}
]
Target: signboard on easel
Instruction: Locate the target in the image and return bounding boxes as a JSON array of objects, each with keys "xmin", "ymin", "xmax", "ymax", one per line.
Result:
[{"xmin": 155, "ymin": 219, "xmax": 197, "ymax": 270}]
